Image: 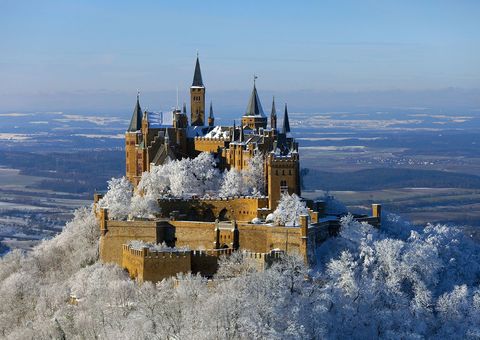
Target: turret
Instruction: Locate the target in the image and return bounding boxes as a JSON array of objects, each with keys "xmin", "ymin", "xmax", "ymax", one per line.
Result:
[
  {"xmin": 282, "ymin": 103, "xmax": 290, "ymax": 134},
  {"xmin": 241, "ymin": 76, "xmax": 267, "ymax": 130},
  {"xmin": 270, "ymin": 96, "xmax": 277, "ymax": 130},
  {"xmin": 208, "ymin": 101, "xmax": 215, "ymax": 127},
  {"xmin": 128, "ymin": 92, "xmax": 143, "ymax": 132}
]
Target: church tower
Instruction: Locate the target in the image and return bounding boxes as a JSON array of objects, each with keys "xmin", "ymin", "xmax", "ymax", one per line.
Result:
[{"xmin": 190, "ymin": 55, "xmax": 205, "ymax": 126}]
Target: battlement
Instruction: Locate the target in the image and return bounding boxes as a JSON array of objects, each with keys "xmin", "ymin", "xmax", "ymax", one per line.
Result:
[
  {"xmin": 194, "ymin": 136, "xmax": 228, "ymax": 141},
  {"xmin": 122, "ymin": 244, "xmax": 190, "ymax": 259}
]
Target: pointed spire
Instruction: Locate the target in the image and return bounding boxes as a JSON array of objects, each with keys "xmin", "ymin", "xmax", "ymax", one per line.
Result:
[
  {"xmin": 209, "ymin": 101, "xmax": 214, "ymax": 118},
  {"xmin": 271, "ymin": 96, "xmax": 276, "ymax": 117},
  {"xmin": 128, "ymin": 92, "xmax": 143, "ymax": 132},
  {"xmin": 270, "ymin": 96, "xmax": 277, "ymax": 130},
  {"xmin": 282, "ymin": 103, "xmax": 291, "ymax": 134},
  {"xmin": 240, "ymin": 123, "xmax": 244, "ymax": 142},
  {"xmin": 182, "ymin": 102, "xmax": 187, "ymax": 114},
  {"xmin": 245, "ymin": 79, "xmax": 265, "ymax": 117},
  {"xmin": 192, "ymin": 55, "xmax": 204, "ymax": 87}
]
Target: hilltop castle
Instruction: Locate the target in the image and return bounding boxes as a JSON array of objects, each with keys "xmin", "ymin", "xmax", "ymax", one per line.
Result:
[{"xmin": 95, "ymin": 56, "xmax": 381, "ymax": 282}]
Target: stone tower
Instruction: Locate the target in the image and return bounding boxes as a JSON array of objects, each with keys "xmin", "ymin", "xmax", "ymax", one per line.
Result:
[
  {"xmin": 190, "ymin": 55, "xmax": 205, "ymax": 126},
  {"xmin": 125, "ymin": 93, "xmax": 145, "ymax": 185}
]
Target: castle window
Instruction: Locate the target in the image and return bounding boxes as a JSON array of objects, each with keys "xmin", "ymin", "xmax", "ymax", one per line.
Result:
[
  {"xmin": 280, "ymin": 180, "xmax": 288, "ymax": 194},
  {"xmin": 282, "ymin": 170, "xmax": 285, "ymax": 175},
  {"xmin": 289, "ymin": 170, "xmax": 292, "ymax": 175},
  {"xmin": 276, "ymin": 170, "xmax": 278, "ymax": 175}
]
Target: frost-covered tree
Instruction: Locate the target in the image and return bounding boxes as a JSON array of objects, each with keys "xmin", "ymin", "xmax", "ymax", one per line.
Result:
[
  {"xmin": 3, "ymin": 195, "xmax": 480, "ymax": 338},
  {"xmin": 218, "ymin": 168, "xmax": 246, "ymax": 198},
  {"xmin": 138, "ymin": 152, "xmax": 220, "ymax": 199},
  {"xmin": 243, "ymin": 152, "xmax": 265, "ymax": 196},
  {"xmin": 272, "ymin": 193, "xmax": 309, "ymax": 226},
  {"xmin": 129, "ymin": 194, "xmax": 160, "ymax": 219},
  {"xmin": 98, "ymin": 177, "xmax": 133, "ymax": 220}
]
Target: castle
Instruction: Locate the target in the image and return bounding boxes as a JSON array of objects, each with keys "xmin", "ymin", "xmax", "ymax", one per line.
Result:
[{"xmin": 96, "ymin": 56, "xmax": 381, "ymax": 282}]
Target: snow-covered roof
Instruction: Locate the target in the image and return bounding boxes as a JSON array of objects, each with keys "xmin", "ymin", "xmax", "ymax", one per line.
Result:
[{"xmin": 204, "ymin": 126, "xmax": 230, "ymax": 139}]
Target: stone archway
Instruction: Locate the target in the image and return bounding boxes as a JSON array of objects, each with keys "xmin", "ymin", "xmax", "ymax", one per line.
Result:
[{"xmin": 218, "ymin": 208, "xmax": 230, "ymax": 221}]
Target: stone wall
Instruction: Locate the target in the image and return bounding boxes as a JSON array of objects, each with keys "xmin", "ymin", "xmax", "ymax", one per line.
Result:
[{"xmin": 122, "ymin": 245, "xmax": 191, "ymax": 282}]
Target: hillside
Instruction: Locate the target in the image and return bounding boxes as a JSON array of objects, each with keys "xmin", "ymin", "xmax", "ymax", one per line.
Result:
[{"xmin": 0, "ymin": 206, "xmax": 480, "ymax": 338}]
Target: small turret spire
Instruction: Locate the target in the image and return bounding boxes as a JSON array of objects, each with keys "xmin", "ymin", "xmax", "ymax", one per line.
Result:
[
  {"xmin": 192, "ymin": 54, "xmax": 204, "ymax": 87},
  {"xmin": 282, "ymin": 103, "xmax": 291, "ymax": 134},
  {"xmin": 182, "ymin": 102, "xmax": 187, "ymax": 114},
  {"xmin": 208, "ymin": 101, "xmax": 215, "ymax": 127},
  {"xmin": 127, "ymin": 92, "xmax": 143, "ymax": 132},
  {"xmin": 245, "ymin": 78, "xmax": 265, "ymax": 117},
  {"xmin": 270, "ymin": 96, "xmax": 277, "ymax": 130}
]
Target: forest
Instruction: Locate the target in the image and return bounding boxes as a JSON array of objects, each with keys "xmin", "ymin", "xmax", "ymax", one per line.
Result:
[{"xmin": 0, "ymin": 201, "xmax": 479, "ymax": 338}]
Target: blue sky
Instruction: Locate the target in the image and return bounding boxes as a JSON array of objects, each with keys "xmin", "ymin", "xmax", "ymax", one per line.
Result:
[{"xmin": 1, "ymin": 0, "xmax": 479, "ymax": 113}]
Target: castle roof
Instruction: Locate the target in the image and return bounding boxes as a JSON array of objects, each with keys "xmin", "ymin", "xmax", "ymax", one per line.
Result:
[
  {"xmin": 127, "ymin": 94, "xmax": 143, "ymax": 132},
  {"xmin": 271, "ymin": 96, "xmax": 277, "ymax": 118},
  {"xmin": 282, "ymin": 103, "xmax": 291, "ymax": 134},
  {"xmin": 244, "ymin": 83, "xmax": 265, "ymax": 117},
  {"xmin": 192, "ymin": 56, "xmax": 204, "ymax": 87}
]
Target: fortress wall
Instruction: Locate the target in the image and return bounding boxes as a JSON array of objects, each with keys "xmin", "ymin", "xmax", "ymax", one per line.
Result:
[
  {"xmin": 236, "ymin": 223, "xmax": 302, "ymax": 254},
  {"xmin": 191, "ymin": 248, "xmax": 233, "ymax": 277},
  {"xmin": 122, "ymin": 245, "xmax": 191, "ymax": 282},
  {"xmin": 194, "ymin": 138, "xmax": 227, "ymax": 153},
  {"xmin": 158, "ymin": 197, "xmax": 269, "ymax": 222},
  {"xmin": 122, "ymin": 245, "xmax": 145, "ymax": 280},
  {"xmin": 100, "ymin": 220, "xmax": 164, "ymax": 265},
  {"xmin": 143, "ymin": 251, "xmax": 191, "ymax": 282},
  {"xmin": 169, "ymin": 220, "xmax": 216, "ymax": 249}
]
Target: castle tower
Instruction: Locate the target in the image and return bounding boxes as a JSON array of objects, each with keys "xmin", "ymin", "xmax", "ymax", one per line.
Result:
[
  {"xmin": 190, "ymin": 55, "xmax": 205, "ymax": 126},
  {"xmin": 241, "ymin": 77, "xmax": 267, "ymax": 130},
  {"xmin": 126, "ymin": 93, "xmax": 144, "ymax": 185},
  {"xmin": 270, "ymin": 96, "xmax": 277, "ymax": 130},
  {"xmin": 208, "ymin": 101, "xmax": 215, "ymax": 127},
  {"xmin": 266, "ymin": 152, "xmax": 300, "ymax": 210}
]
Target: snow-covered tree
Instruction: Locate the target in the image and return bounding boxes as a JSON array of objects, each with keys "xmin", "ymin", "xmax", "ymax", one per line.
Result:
[
  {"xmin": 129, "ymin": 194, "xmax": 160, "ymax": 219},
  {"xmin": 98, "ymin": 177, "xmax": 133, "ymax": 220},
  {"xmin": 272, "ymin": 193, "xmax": 309, "ymax": 226},
  {"xmin": 2, "ymin": 194, "xmax": 480, "ymax": 338},
  {"xmin": 219, "ymin": 168, "xmax": 246, "ymax": 198},
  {"xmin": 243, "ymin": 152, "xmax": 265, "ymax": 196},
  {"xmin": 138, "ymin": 152, "xmax": 220, "ymax": 199}
]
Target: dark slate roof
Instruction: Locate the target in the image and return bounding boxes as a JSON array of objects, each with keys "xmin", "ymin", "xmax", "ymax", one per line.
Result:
[
  {"xmin": 282, "ymin": 103, "xmax": 291, "ymax": 134},
  {"xmin": 128, "ymin": 95, "xmax": 143, "ymax": 132},
  {"xmin": 192, "ymin": 56, "xmax": 204, "ymax": 87},
  {"xmin": 271, "ymin": 96, "xmax": 277, "ymax": 118},
  {"xmin": 245, "ymin": 84, "xmax": 265, "ymax": 117},
  {"xmin": 209, "ymin": 101, "xmax": 214, "ymax": 117}
]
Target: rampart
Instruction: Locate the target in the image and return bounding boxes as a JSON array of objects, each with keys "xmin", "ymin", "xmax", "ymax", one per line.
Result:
[
  {"xmin": 157, "ymin": 196, "xmax": 270, "ymax": 222},
  {"xmin": 122, "ymin": 244, "xmax": 285, "ymax": 282},
  {"xmin": 122, "ymin": 245, "xmax": 191, "ymax": 282}
]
